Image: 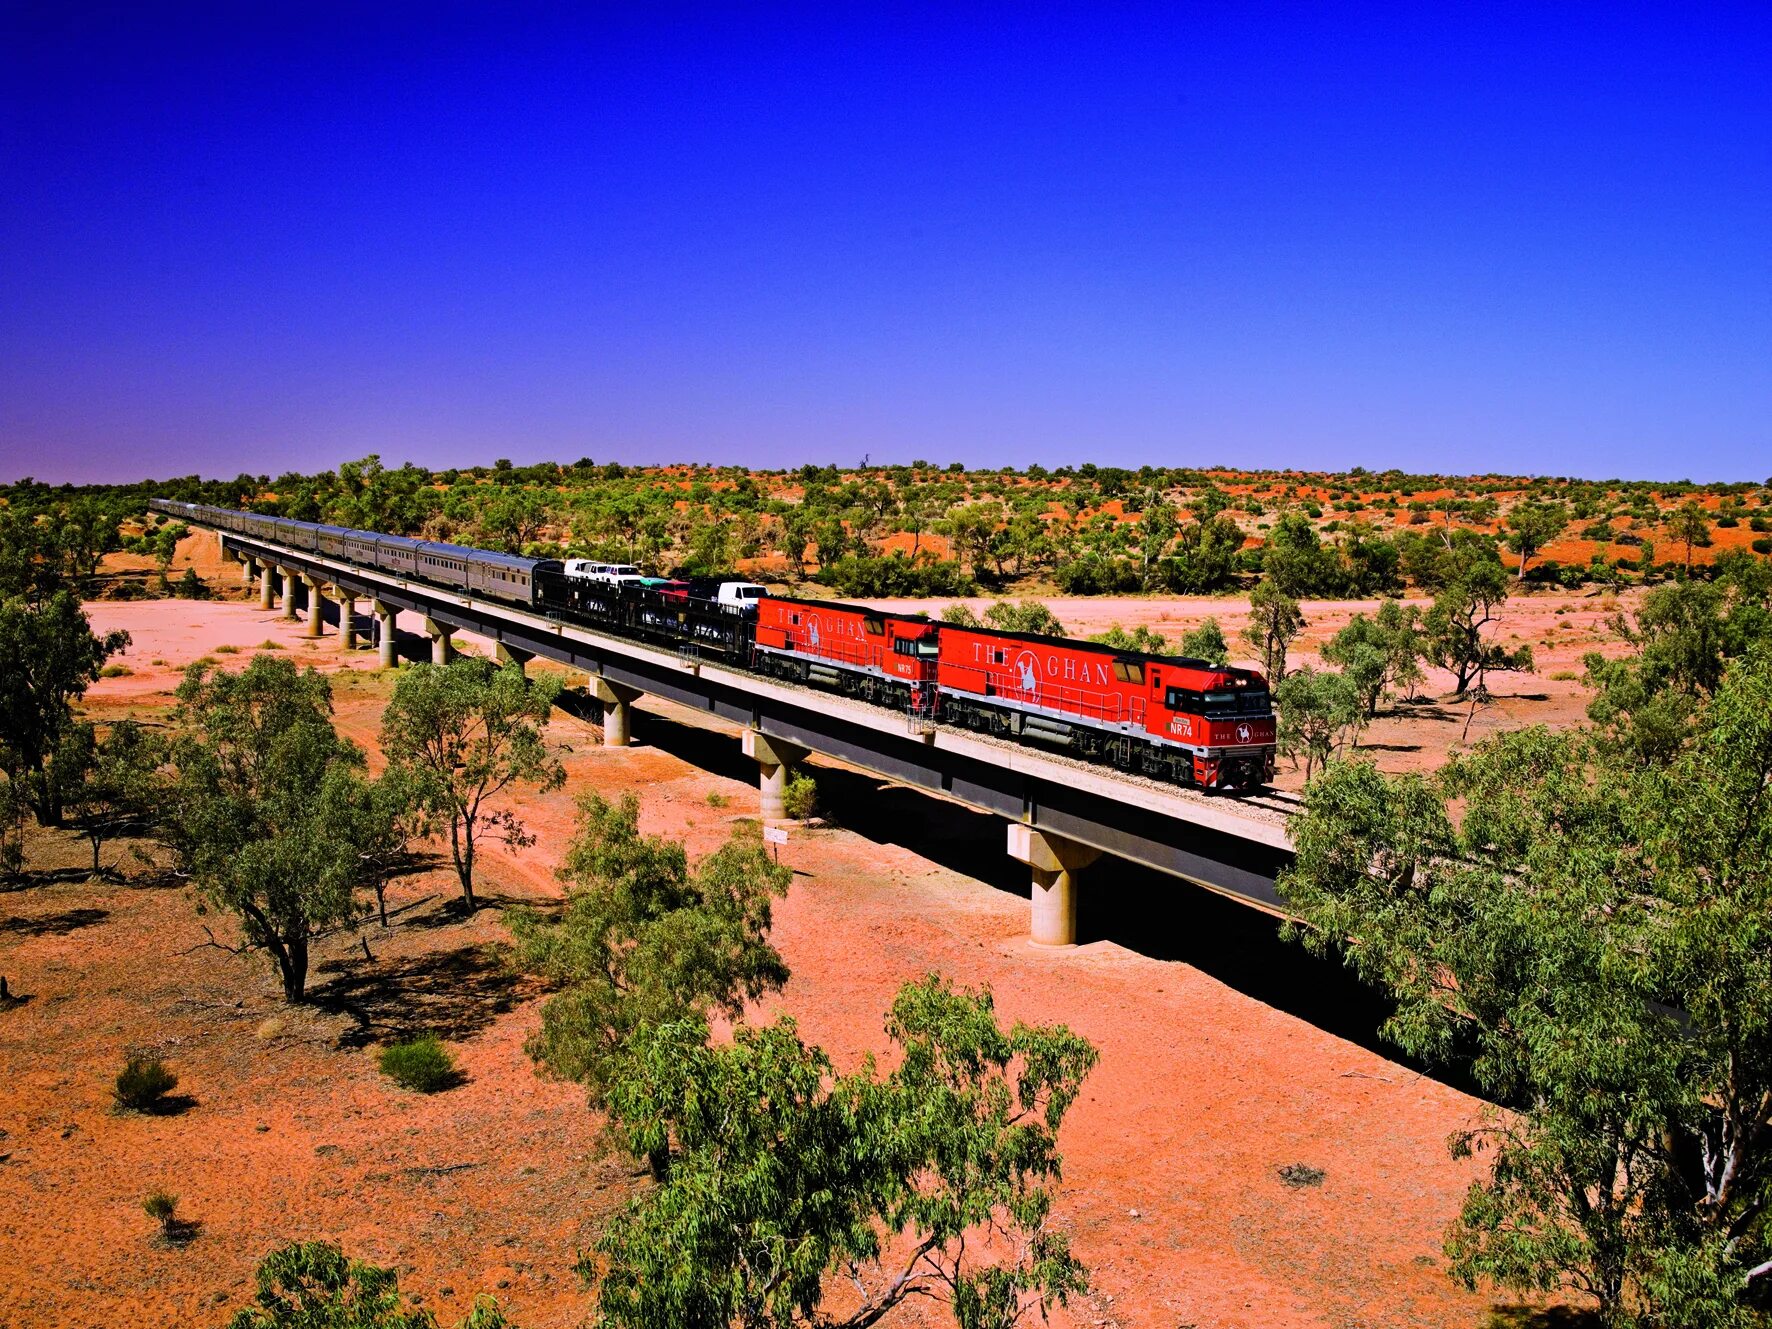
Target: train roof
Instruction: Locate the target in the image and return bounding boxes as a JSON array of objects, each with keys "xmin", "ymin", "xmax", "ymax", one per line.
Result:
[{"xmin": 762, "ymin": 594, "xmax": 936, "ymax": 623}]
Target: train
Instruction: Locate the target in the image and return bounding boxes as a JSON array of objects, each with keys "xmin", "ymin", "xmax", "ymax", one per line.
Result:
[{"xmin": 150, "ymin": 500, "xmax": 1277, "ymax": 791}]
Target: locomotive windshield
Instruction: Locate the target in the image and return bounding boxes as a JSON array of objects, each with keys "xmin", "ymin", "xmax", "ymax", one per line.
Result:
[{"xmin": 1166, "ymin": 686, "xmax": 1271, "ymax": 717}]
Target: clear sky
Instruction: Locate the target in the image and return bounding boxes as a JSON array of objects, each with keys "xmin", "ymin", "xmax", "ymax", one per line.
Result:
[{"xmin": 2, "ymin": 3, "xmax": 1768, "ymax": 485}]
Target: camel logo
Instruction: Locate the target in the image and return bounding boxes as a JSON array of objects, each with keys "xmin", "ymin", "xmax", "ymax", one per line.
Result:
[
  {"xmin": 1235, "ymin": 722, "xmax": 1253, "ymax": 744},
  {"xmin": 1014, "ymin": 650, "xmax": 1039, "ymax": 696},
  {"xmin": 807, "ymin": 616, "xmax": 821, "ymax": 648}
]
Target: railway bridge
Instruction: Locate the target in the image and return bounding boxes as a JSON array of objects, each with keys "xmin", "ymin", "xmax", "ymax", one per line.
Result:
[{"xmin": 195, "ymin": 522, "xmax": 1295, "ymax": 946}]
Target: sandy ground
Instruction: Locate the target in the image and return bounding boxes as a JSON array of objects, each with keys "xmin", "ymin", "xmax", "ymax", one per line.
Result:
[{"xmin": 0, "ymin": 597, "xmax": 1583, "ymax": 1327}]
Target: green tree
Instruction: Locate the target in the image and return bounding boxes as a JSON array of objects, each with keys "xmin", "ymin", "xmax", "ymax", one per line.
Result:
[
  {"xmin": 1242, "ymin": 579, "xmax": 1305, "ymax": 683},
  {"xmin": 1280, "ymin": 649, "xmax": 1772, "ymax": 1325},
  {"xmin": 591, "ymin": 975, "xmax": 1097, "ymax": 1329},
  {"xmin": 482, "ymin": 489, "xmax": 550, "ymax": 554},
  {"xmin": 165, "ymin": 657, "xmax": 384, "ymax": 1001},
  {"xmin": 982, "ymin": 599, "xmax": 1065, "ymax": 636},
  {"xmin": 1422, "ymin": 553, "xmax": 1532, "ymax": 696},
  {"xmin": 510, "ymin": 793, "xmax": 789, "ymax": 1160},
  {"xmin": 1179, "ymin": 616, "xmax": 1229, "ymax": 662},
  {"xmin": 64, "ymin": 719, "xmax": 163, "ymax": 877},
  {"xmin": 380, "ymin": 658, "xmax": 564, "ymax": 912},
  {"xmin": 226, "ymin": 1240, "xmax": 517, "ymax": 1329},
  {"xmin": 1504, "ymin": 500, "xmax": 1569, "ymax": 578},
  {"xmin": 1582, "ymin": 559, "xmax": 1772, "ymax": 765},
  {"xmin": 1668, "ymin": 501, "xmax": 1714, "ymax": 576},
  {"xmin": 1089, "ymin": 624, "xmax": 1171, "ymax": 654},
  {"xmin": 1322, "ymin": 599, "xmax": 1424, "ymax": 717},
  {"xmin": 0, "ymin": 591, "xmax": 131, "ymax": 824},
  {"xmin": 1275, "ymin": 665, "xmax": 1361, "ymax": 780}
]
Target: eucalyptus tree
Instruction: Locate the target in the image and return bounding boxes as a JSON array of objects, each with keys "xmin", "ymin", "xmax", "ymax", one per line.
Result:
[
  {"xmin": 1280, "ymin": 645, "xmax": 1772, "ymax": 1326},
  {"xmin": 380, "ymin": 657, "xmax": 564, "ymax": 912}
]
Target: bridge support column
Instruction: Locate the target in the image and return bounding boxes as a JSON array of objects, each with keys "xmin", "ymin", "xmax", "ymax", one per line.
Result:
[
  {"xmin": 422, "ymin": 617, "xmax": 454, "ymax": 666},
  {"xmin": 278, "ymin": 566, "xmax": 296, "ymax": 617},
  {"xmin": 495, "ymin": 642, "xmax": 532, "ymax": 675},
  {"xmin": 258, "ymin": 564, "xmax": 275, "ymax": 611},
  {"xmin": 302, "ymin": 575, "xmax": 324, "ymax": 637},
  {"xmin": 374, "ymin": 601, "xmax": 397, "ymax": 669},
  {"xmin": 335, "ymin": 589, "xmax": 357, "ymax": 651},
  {"xmin": 743, "ymin": 730, "xmax": 807, "ymax": 821},
  {"xmin": 239, "ymin": 553, "xmax": 254, "ymax": 587},
  {"xmin": 589, "ymin": 678, "xmax": 641, "ymax": 747},
  {"xmin": 1007, "ymin": 825, "xmax": 1101, "ymax": 948}
]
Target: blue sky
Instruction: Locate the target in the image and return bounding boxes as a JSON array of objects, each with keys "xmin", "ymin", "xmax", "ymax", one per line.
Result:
[{"xmin": 2, "ymin": 3, "xmax": 1768, "ymax": 484}]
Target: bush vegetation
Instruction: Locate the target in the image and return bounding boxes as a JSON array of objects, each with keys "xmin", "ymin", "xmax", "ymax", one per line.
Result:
[
  {"xmin": 377, "ymin": 1035, "xmax": 460, "ymax": 1093},
  {"xmin": 113, "ymin": 1053, "xmax": 177, "ymax": 1112}
]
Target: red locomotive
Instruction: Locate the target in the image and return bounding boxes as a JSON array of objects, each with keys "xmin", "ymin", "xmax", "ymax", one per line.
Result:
[
  {"xmin": 932, "ymin": 624, "xmax": 1275, "ymax": 790},
  {"xmin": 753, "ymin": 597, "xmax": 1276, "ymax": 792},
  {"xmin": 754, "ymin": 596, "xmax": 941, "ymax": 710}
]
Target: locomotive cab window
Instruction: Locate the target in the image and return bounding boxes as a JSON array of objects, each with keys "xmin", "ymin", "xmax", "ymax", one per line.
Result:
[
  {"xmin": 1167, "ymin": 686, "xmax": 1270, "ymax": 717},
  {"xmin": 915, "ymin": 638, "xmax": 939, "ymax": 658}
]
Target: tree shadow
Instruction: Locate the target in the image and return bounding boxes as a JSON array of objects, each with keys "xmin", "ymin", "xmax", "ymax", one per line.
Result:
[
  {"xmin": 1356, "ymin": 742, "xmax": 1423, "ymax": 753},
  {"xmin": 155, "ymin": 1216, "xmax": 204, "ymax": 1248},
  {"xmin": 0, "ymin": 907, "xmax": 110, "ymax": 937},
  {"xmin": 308, "ymin": 943, "xmax": 531, "ymax": 1050},
  {"xmin": 1484, "ymin": 1307, "xmax": 1601, "ymax": 1328},
  {"xmin": 139, "ymin": 1093, "xmax": 200, "ymax": 1117},
  {"xmin": 0, "ymin": 867, "xmax": 93, "ymax": 894}
]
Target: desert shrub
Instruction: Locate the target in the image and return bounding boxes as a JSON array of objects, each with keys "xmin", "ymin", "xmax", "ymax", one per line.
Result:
[
  {"xmin": 705, "ymin": 791, "xmax": 728, "ymax": 808},
  {"xmin": 256, "ymin": 639, "xmax": 284, "ymax": 650},
  {"xmin": 1754, "ymin": 537, "xmax": 1772, "ymax": 555},
  {"xmin": 782, "ymin": 772, "xmax": 819, "ymax": 821},
  {"xmin": 142, "ymin": 1189, "xmax": 182, "ymax": 1241},
  {"xmin": 109, "ymin": 580, "xmax": 152, "ymax": 601},
  {"xmin": 226, "ymin": 1241, "xmax": 517, "ymax": 1328},
  {"xmin": 99, "ymin": 664, "xmax": 133, "ymax": 678},
  {"xmin": 1717, "ymin": 515, "xmax": 1739, "ymax": 528},
  {"xmin": 1751, "ymin": 515, "xmax": 1771, "ymax": 533},
  {"xmin": 213, "ymin": 644, "xmax": 240, "ymax": 654},
  {"xmin": 378, "ymin": 1035, "xmax": 459, "ymax": 1092},
  {"xmin": 114, "ymin": 1053, "xmax": 177, "ymax": 1111}
]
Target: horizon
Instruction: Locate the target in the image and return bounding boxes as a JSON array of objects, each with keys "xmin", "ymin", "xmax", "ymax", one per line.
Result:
[{"xmin": 4, "ymin": 5, "xmax": 1769, "ymax": 486}]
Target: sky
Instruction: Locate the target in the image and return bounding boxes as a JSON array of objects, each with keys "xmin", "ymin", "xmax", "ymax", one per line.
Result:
[{"xmin": 2, "ymin": 3, "xmax": 1769, "ymax": 485}]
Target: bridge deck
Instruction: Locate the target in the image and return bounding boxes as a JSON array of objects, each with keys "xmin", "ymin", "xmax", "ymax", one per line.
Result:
[{"xmin": 214, "ymin": 529, "xmax": 1294, "ymax": 914}]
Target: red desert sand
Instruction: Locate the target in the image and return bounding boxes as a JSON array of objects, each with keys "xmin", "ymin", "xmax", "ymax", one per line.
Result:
[{"xmin": 0, "ymin": 593, "xmax": 1599, "ymax": 1327}]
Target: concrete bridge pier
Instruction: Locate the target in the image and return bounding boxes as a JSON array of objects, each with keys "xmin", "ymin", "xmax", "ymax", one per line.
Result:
[
  {"xmin": 373, "ymin": 601, "xmax": 397, "ymax": 669},
  {"xmin": 743, "ymin": 730, "xmax": 807, "ymax": 821},
  {"xmin": 239, "ymin": 553, "xmax": 255, "ymax": 587},
  {"xmin": 589, "ymin": 678, "xmax": 641, "ymax": 747},
  {"xmin": 258, "ymin": 564, "xmax": 275, "ymax": 611},
  {"xmin": 496, "ymin": 642, "xmax": 532, "ymax": 675},
  {"xmin": 1007, "ymin": 824, "xmax": 1102, "ymax": 948},
  {"xmin": 335, "ymin": 588, "xmax": 358, "ymax": 651},
  {"xmin": 302, "ymin": 575, "xmax": 325, "ymax": 637},
  {"xmin": 422, "ymin": 617, "xmax": 454, "ymax": 666},
  {"xmin": 278, "ymin": 566, "xmax": 296, "ymax": 617}
]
